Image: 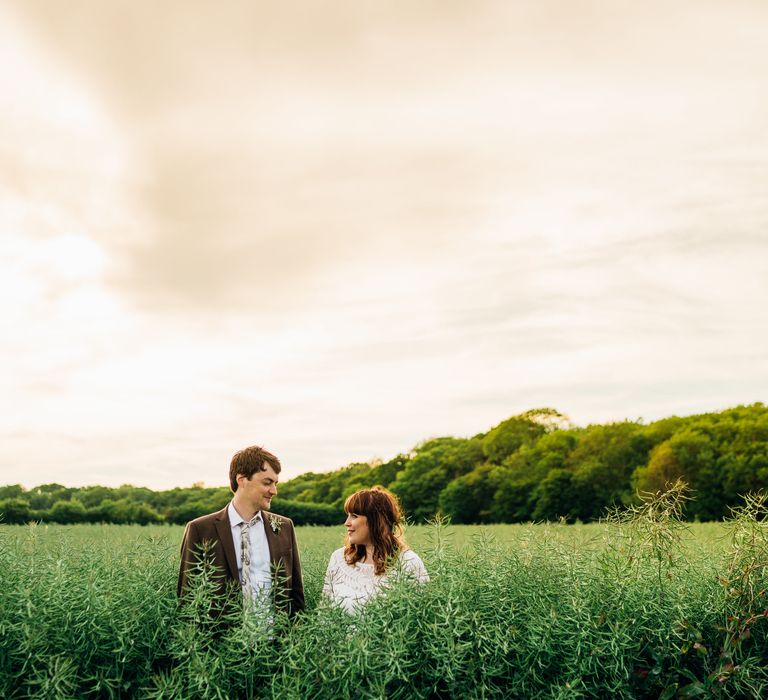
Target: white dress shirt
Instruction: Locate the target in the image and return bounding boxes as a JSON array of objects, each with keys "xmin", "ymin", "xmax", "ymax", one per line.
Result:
[{"xmin": 227, "ymin": 502, "xmax": 272, "ymax": 601}]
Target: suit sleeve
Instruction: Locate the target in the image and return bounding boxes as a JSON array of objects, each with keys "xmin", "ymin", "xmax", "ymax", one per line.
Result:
[
  {"xmin": 289, "ymin": 522, "xmax": 305, "ymax": 614},
  {"xmin": 177, "ymin": 520, "xmax": 200, "ymax": 597}
]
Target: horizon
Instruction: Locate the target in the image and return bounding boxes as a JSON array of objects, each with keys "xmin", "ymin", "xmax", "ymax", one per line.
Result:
[
  {"xmin": 3, "ymin": 401, "xmax": 761, "ymax": 491},
  {"xmin": 2, "ymin": 1, "xmax": 767, "ymax": 491}
]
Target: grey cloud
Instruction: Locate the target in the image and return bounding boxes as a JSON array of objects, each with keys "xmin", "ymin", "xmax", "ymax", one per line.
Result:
[
  {"xmin": 566, "ymin": 230, "xmax": 768, "ymax": 304},
  {"xmin": 7, "ymin": 3, "xmax": 768, "ymax": 342},
  {"xmin": 7, "ymin": 1, "xmax": 505, "ymax": 118},
  {"xmin": 108, "ymin": 134, "xmax": 509, "ymax": 312},
  {"xmin": 10, "ymin": 0, "xmax": 768, "ymax": 319},
  {"xmin": 19, "ymin": 381, "xmax": 66, "ymax": 396}
]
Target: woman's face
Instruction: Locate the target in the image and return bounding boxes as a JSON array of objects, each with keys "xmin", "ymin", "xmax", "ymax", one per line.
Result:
[{"xmin": 344, "ymin": 511, "xmax": 371, "ymax": 547}]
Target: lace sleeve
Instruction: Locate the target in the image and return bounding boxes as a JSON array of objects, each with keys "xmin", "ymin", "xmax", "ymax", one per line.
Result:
[
  {"xmin": 322, "ymin": 548, "xmax": 342, "ymax": 599},
  {"xmin": 400, "ymin": 550, "xmax": 429, "ymax": 583}
]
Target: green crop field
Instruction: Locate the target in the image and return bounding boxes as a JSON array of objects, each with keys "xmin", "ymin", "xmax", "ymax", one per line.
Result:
[{"xmin": 2, "ymin": 493, "xmax": 767, "ymax": 699}]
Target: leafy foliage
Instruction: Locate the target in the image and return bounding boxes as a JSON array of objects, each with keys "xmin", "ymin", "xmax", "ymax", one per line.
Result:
[
  {"xmin": 2, "ymin": 493, "xmax": 768, "ymax": 698},
  {"xmin": 2, "ymin": 404, "xmax": 767, "ymax": 526}
]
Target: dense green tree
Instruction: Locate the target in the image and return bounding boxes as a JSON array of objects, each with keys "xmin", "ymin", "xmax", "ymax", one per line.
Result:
[
  {"xmin": 567, "ymin": 422, "xmax": 651, "ymax": 520},
  {"xmin": 77, "ymin": 486, "xmax": 116, "ymax": 509},
  {"xmin": 438, "ymin": 463, "xmax": 498, "ymax": 524},
  {"xmin": 481, "ymin": 408, "xmax": 565, "ymax": 464},
  {"xmin": 131, "ymin": 502, "xmax": 163, "ymax": 525},
  {"xmin": 87, "ymin": 499, "xmax": 151, "ymax": 525},
  {"xmin": 164, "ymin": 499, "xmax": 211, "ymax": 525},
  {"xmin": 278, "ymin": 462, "xmax": 377, "ymax": 507},
  {"xmin": 27, "ymin": 484, "xmax": 72, "ymax": 511},
  {"xmin": 276, "ymin": 472, "xmax": 325, "ymax": 502},
  {"xmin": 272, "ymin": 499, "xmax": 344, "ymax": 526},
  {"xmin": 530, "ymin": 469, "xmax": 576, "ymax": 522},
  {"xmin": 367, "ymin": 454, "xmax": 408, "ymax": 488},
  {"xmin": 46, "ymin": 499, "xmax": 88, "ymax": 524},
  {"xmin": 165, "ymin": 491, "xmax": 230, "ymax": 525},
  {"xmin": 490, "ymin": 470, "xmax": 539, "ymax": 522},
  {"xmin": 490, "ymin": 431, "xmax": 578, "ymax": 522},
  {"xmin": 721, "ymin": 445, "xmax": 768, "ymax": 505},
  {"xmin": 719, "ymin": 408, "xmax": 768, "ymax": 506},
  {"xmin": 0, "ymin": 498, "xmax": 32, "ymax": 524},
  {"xmin": 391, "ymin": 437, "xmax": 484, "ymax": 522},
  {"xmin": 635, "ymin": 428, "xmax": 727, "ymax": 520},
  {"xmin": 2, "ymin": 404, "xmax": 767, "ymax": 525},
  {"xmin": 633, "ymin": 441, "xmax": 682, "ymax": 494},
  {"xmin": 0, "ymin": 485, "xmax": 24, "ymax": 500},
  {"xmin": 641, "ymin": 415, "xmax": 689, "ymax": 449}
]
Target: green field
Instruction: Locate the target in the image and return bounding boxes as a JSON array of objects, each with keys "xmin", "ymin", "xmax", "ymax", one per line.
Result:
[{"xmin": 2, "ymin": 498, "xmax": 767, "ymax": 699}]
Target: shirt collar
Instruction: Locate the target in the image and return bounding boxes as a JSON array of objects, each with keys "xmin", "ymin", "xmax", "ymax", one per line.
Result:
[{"xmin": 227, "ymin": 501, "xmax": 262, "ymax": 527}]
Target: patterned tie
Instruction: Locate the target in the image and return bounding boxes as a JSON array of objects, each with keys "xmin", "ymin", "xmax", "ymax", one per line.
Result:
[{"xmin": 240, "ymin": 514, "xmax": 260, "ymax": 601}]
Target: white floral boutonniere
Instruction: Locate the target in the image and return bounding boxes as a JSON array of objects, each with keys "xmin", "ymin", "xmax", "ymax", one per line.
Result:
[{"xmin": 268, "ymin": 514, "xmax": 282, "ymax": 534}]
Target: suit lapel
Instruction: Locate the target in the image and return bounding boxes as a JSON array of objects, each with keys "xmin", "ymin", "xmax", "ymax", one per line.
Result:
[
  {"xmin": 214, "ymin": 507, "xmax": 239, "ymax": 580},
  {"xmin": 262, "ymin": 510, "xmax": 282, "ymax": 565}
]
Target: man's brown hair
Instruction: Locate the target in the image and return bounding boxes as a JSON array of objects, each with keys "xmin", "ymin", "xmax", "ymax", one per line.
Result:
[{"xmin": 229, "ymin": 446, "xmax": 281, "ymax": 492}]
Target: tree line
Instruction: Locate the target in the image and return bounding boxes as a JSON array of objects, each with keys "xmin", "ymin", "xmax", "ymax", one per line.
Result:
[
  {"xmin": 278, "ymin": 404, "xmax": 767, "ymax": 523},
  {"xmin": 0, "ymin": 483, "xmax": 342, "ymax": 526},
  {"xmin": 1, "ymin": 403, "xmax": 766, "ymax": 525}
]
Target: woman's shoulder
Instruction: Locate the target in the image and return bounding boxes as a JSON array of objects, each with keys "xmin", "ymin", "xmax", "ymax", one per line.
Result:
[
  {"xmin": 325, "ymin": 547, "xmax": 350, "ymax": 576},
  {"xmin": 399, "ymin": 548, "xmax": 422, "ymax": 563},
  {"xmin": 397, "ymin": 548, "xmax": 429, "ymax": 581}
]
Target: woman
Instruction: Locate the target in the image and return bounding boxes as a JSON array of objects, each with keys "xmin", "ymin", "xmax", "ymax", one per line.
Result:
[{"xmin": 323, "ymin": 486, "xmax": 429, "ymax": 613}]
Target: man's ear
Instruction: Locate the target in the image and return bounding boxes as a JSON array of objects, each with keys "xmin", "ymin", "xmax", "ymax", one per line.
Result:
[{"xmin": 235, "ymin": 472, "xmax": 248, "ymax": 488}]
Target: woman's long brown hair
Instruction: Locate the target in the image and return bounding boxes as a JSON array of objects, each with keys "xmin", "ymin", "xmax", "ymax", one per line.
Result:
[{"xmin": 343, "ymin": 486, "xmax": 406, "ymax": 575}]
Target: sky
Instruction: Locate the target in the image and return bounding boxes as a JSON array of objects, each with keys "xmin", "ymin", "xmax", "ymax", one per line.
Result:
[{"xmin": 2, "ymin": 0, "xmax": 767, "ymax": 490}]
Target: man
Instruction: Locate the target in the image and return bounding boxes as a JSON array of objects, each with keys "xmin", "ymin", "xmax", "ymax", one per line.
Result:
[{"xmin": 178, "ymin": 445, "xmax": 305, "ymax": 617}]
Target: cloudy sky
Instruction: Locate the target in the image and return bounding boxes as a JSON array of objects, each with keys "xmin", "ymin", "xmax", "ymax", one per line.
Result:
[{"xmin": 2, "ymin": 0, "xmax": 767, "ymax": 490}]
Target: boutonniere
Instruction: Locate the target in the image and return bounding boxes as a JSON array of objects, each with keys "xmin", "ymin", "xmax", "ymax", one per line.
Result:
[{"xmin": 268, "ymin": 514, "xmax": 282, "ymax": 534}]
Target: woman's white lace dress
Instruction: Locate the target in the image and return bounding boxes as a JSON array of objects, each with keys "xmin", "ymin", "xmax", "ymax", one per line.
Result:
[{"xmin": 322, "ymin": 547, "xmax": 429, "ymax": 613}]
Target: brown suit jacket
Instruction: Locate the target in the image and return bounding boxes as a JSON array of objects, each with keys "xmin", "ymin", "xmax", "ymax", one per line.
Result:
[{"xmin": 177, "ymin": 506, "xmax": 304, "ymax": 616}]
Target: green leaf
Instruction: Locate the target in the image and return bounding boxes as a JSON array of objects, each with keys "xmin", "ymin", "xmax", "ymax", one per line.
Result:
[{"xmin": 659, "ymin": 683, "xmax": 678, "ymax": 700}]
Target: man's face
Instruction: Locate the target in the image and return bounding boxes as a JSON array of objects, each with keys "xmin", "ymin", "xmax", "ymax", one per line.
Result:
[{"xmin": 236, "ymin": 463, "xmax": 279, "ymax": 512}]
